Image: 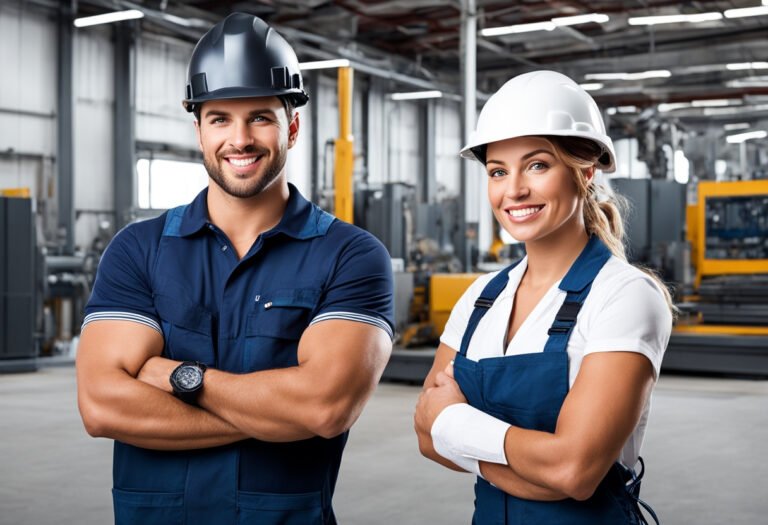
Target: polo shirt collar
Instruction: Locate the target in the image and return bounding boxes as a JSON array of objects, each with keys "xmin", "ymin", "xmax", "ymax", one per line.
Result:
[{"xmin": 177, "ymin": 183, "xmax": 332, "ymax": 240}]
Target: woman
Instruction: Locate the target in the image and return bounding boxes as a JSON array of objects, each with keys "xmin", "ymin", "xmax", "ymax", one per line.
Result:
[{"xmin": 414, "ymin": 70, "xmax": 673, "ymax": 524}]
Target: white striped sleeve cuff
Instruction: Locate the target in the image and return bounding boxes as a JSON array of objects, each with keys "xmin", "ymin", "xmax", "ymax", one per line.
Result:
[
  {"xmin": 82, "ymin": 312, "xmax": 162, "ymax": 334},
  {"xmin": 310, "ymin": 311, "xmax": 394, "ymax": 340}
]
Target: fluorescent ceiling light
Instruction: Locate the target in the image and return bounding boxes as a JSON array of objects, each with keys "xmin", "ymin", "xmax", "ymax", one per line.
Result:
[
  {"xmin": 726, "ymin": 130, "xmax": 767, "ymax": 143},
  {"xmin": 579, "ymin": 83, "xmax": 603, "ymax": 91},
  {"xmin": 724, "ymin": 6, "xmax": 768, "ymax": 18},
  {"xmin": 658, "ymin": 102, "xmax": 692, "ymax": 112},
  {"xmin": 74, "ymin": 9, "xmax": 144, "ymax": 27},
  {"xmin": 482, "ymin": 13, "xmax": 608, "ymax": 36},
  {"xmin": 481, "ymin": 21, "xmax": 555, "ymax": 36},
  {"xmin": 607, "ymin": 106, "xmax": 638, "ymax": 116},
  {"xmin": 691, "ymin": 99, "xmax": 739, "ymax": 108},
  {"xmin": 389, "ymin": 90, "xmax": 442, "ymax": 101},
  {"xmin": 628, "ymin": 12, "xmax": 722, "ymax": 25},
  {"xmin": 585, "ymin": 70, "xmax": 671, "ymax": 81},
  {"xmin": 724, "ymin": 122, "xmax": 750, "ymax": 131},
  {"xmin": 552, "ymin": 13, "xmax": 609, "ymax": 26},
  {"xmin": 704, "ymin": 104, "xmax": 768, "ymax": 116},
  {"xmin": 726, "ymin": 62, "xmax": 768, "ymax": 70},
  {"xmin": 299, "ymin": 59, "xmax": 351, "ymax": 70},
  {"xmin": 727, "ymin": 76, "xmax": 768, "ymax": 88}
]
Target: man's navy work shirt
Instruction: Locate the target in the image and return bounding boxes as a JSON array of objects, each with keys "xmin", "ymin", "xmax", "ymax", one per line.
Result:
[
  {"xmin": 85, "ymin": 183, "xmax": 394, "ymax": 370},
  {"xmin": 82, "ymin": 184, "xmax": 394, "ymax": 520}
]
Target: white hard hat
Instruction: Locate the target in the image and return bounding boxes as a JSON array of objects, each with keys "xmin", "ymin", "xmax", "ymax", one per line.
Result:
[{"xmin": 461, "ymin": 70, "xmax": 616, "ymax": 173}]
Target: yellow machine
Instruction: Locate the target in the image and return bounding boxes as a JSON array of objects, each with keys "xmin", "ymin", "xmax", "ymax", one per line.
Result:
[
  {"xmin": 399, "ymin": 272, "xmax": 482, "ymax": 347},
  {"xmin": 676, "ymin": 179, "xmax": 768, "ymax": 337},
  {"xmin": 688, "ymin": 180, "xmax": 768, "ymax": 288}
]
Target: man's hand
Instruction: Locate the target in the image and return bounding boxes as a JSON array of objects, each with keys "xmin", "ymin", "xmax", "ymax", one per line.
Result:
[{"xmin": 414, "ymin": 362, "xmax": 468, "ymax": 435}]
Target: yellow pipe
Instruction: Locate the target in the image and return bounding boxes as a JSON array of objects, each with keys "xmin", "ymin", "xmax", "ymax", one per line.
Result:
[
  {"xmin": 674, "ymin": 324, "xmax": 768, "ymax": 336},
  {"xmin": 334, "ymin": 66, "xmax": 354, "ymax": 223}
]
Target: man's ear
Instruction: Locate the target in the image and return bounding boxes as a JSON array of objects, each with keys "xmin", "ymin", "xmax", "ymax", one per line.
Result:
[
  {"xmin": 287, "ymin": 112, "xmax": 300, "ymax": 149},
  {"xmin": 194, "ymin": 119, "xmax": 203, "ymax": 153}
]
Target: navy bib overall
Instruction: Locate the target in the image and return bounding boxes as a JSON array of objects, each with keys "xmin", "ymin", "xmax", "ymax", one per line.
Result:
[{"xmin": 453, "ymin": 236, "xmax": 658, "ymax": 524}]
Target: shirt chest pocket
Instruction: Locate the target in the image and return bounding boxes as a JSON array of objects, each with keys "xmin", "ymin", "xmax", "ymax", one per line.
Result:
[
  {"xmin": 154, "ymin": 293, "xmax": 215, "ymax": 365},
  {"xmin": 244, "ymin": 287, "xmax": 320, "ymax": 372}
]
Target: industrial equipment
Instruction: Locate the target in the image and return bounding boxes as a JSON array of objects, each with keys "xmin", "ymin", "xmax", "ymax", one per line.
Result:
[
  {"xmin": 0, "ymin": 196, "xmax": 39, "ymax": 372},
  {"xmin": 667, "ymin": 180, "xmax": 768, "ymax": 375}
]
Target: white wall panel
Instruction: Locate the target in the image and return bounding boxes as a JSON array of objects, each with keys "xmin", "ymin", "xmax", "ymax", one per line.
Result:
[
  {"xmin": 314, "ymin": 74, "xmax": 338, "ymax": 193},
  {"xmin": 0, "ymin": 113, "xmax": 56, "ymax": 158},
  {"xmin": 385, "ymin": 99, "xmax": 420, "ymax": 184},
  {"xmin": 435, "ymin": 100, "xmax": 462, "ymax": 197},
  {"xmin": 135, "ymin": 37, "xmax": 197, "ymax": 149},
  {"xmin": 73, "ymin": 28, "xmax": 114, "ymax": 249},
  {"xmin": 0, "ymin": 3, "xmax": 56, "ymax": 117},
  {"xmin": 0, "ymin": 3, "xmax": 56, "ymax": 159},
  {"xmin": 285, "ymin": 101, "xmax": 311, "ymax": 198}
]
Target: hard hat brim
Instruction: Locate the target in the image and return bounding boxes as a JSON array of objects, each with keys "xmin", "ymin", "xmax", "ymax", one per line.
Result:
[{"xmin": 183, "ymin": 86, "xmax": 309, "ymax": 112}]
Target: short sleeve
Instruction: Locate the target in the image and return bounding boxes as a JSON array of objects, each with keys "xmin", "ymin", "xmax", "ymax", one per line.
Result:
[
  {"xmin": 310, "ymin": 231, "xmax": 395, "ymax": 339},
  {"xmin": 83, "ymin": 227, "xmax": 161, "ymax": 333},
  {"xmin": 439, "ymin": 273, "xmax": 492, "ymax": 351},
  {"xmin": 583, "ymin": 276, "xmax": 673, "ymax": 378}
]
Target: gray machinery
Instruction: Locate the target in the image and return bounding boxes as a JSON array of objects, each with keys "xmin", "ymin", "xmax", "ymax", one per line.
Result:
[
  {"xmin": 0, "ymin": 197, "xmax": 38, "ymax": 372},
  {"xmin": 609, "ymin": 178, "xmax": 688, "ymax": 286}
]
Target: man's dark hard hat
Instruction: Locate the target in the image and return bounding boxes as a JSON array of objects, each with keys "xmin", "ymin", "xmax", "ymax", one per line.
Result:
[{"xmin": 182, "ymin": 12, "xmax": 308, "ymax": 112}]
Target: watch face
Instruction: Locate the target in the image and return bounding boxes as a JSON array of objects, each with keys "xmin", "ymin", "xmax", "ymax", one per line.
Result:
[{"xmin": 174, "ymin": 365, "xmax": 203, "ymax": 391}]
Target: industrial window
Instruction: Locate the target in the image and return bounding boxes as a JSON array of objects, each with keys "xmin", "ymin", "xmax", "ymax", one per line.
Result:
[{"xmin": 136, "ymin": 158, "xmax": 208, "ymax": 209}]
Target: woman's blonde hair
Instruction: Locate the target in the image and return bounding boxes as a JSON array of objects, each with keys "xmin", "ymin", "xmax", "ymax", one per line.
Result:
[{"xmin": 547, "ymin": 136, "xmax": 677, "ymax": 315}]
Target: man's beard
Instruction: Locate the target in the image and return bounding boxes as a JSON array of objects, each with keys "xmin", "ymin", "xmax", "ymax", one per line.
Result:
[{"xmin": 204, "ymin": 144, "xmax": 287, "ymax": 199}]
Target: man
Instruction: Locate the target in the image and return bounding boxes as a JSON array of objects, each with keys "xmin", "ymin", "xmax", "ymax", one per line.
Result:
[{"xmin": 76, "ymin": 12, "xmax": 393, "ymax": 525}]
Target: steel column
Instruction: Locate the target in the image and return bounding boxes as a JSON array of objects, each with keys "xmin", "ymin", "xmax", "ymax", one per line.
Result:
[
  {"xmin": 57, "ymin": 2, "xmax": 75, "ymax": 254},
  {"xmin": 113, "ymin": 23, "xmax": 137, "ymax": 229}
]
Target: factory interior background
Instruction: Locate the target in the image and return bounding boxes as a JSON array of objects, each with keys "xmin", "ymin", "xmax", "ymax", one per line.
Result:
[{"xmin": 1, "ymin": 1, "xmax": 768, "ymax": 524}]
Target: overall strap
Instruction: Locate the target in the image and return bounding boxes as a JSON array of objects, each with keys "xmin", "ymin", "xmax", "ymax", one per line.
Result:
[
  {"xmin": 543, "ymin": 235, "xmax": 612, "ymax": 353},
  {"xmin": 162, "ymin": 205, "xmax": 188, "ymax": 237},
  {"xmin": 458, "ymin": 260, "xmax": 522, "ymax": 356}
]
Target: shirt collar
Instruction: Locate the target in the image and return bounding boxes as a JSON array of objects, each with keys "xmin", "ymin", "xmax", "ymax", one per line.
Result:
[{"xmin": 177, "ymin": 183, "xmax": 333, "ymax": 240}]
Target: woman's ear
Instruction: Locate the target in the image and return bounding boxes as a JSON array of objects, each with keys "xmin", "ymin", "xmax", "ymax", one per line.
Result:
[{"xmin": 584, "ymin": 166, "xmax": 596, "ymax": 183}]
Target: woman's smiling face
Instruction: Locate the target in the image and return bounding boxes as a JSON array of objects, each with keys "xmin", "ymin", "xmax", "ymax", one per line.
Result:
[{"xmin": 485, "ymin": 136, "xmax": 586, "ymax": 244}]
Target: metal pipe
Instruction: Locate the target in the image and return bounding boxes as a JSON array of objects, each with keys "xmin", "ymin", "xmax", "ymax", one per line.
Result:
[
  {"xmin": 0, "ymin": 108, "xmax": 56, "ymax": 119},
  {"xmin": 459, "ymin": 0, "xmax": 476, "ymax": 270}
]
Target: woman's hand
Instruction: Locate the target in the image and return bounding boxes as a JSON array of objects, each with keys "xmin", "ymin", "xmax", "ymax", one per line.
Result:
[{"xmin": 414, "ymin": 362, "xmax": 468, "ymax": 434}]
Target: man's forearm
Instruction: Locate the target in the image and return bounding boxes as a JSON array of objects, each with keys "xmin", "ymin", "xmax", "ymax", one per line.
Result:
[
  {"xmin": 199, "ymin": 365, "xmax": 353, "ymax": 442},
  {"xmin": 81, "ymin": 369, "xmax": 248, "ymax": 450}
]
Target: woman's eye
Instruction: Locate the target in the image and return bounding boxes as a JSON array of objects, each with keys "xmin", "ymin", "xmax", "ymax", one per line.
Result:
[
  {"xmin": 488, "ymin": 169, "xmax": 506, "ymax": 178},
  {"xmin": 528, "ymin": 161, "xmax": 548, "ymax": 171}
]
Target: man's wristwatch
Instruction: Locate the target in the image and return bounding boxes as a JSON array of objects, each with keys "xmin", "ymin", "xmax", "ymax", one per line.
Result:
[{"xmin": 170, "ymin": 361, "xmax": 207, "ymax": 405}]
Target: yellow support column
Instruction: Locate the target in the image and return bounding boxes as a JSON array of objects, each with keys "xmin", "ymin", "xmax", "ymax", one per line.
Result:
[{"xmin": 334, "ymin": 66, "xmax": 354, "ymax": 223}]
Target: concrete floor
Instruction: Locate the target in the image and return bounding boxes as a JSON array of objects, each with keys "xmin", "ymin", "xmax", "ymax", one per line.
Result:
[{"xmin": 1, "ymin": 365, "xmax": 767, "ymax": 525}]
